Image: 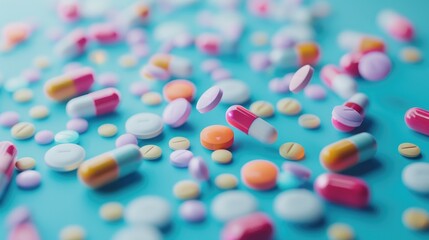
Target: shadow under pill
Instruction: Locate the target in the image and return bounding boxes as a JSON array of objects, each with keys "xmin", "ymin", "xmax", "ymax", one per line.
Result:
[
  {"xmin": 350, "ymin": 116, "xmax": 374, "ymax": 134},
  {"xmin": 95, "ymin": 172, "xmax": 143, "ymax": 193},
  {"xmin": 139, "ymin": 132, "xmax": 165, "ymax": 145},
  {"xmin": 341, "ymin": 158, "xmax": 382, "ymax": 176}
]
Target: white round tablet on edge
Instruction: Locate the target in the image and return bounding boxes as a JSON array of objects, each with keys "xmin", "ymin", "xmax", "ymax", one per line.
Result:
[
  {"xmin": 113, "ymin": 226, "xmax": 162, "ymax": 240},
  {"xmin": 211, "ymin": 190, "xmax": 258, "ymax": 222},
  {"xmin": 125, "ymin": 196, "xmax": 172, "ymax": 228},
  {"xmin": 125, "ymin": 113, "xmax": 164, "ymax": 139},
  {"xmin": 216, "ymin": 80, "xmax": 250, "ymax": 104},
  {"xmin": 402, "ymin": 162, "xmax": 429, "ymax": 194},
  {"xmin": 274, "ymin": 189, "xmax": 324, "ymax": 224},
  {"xmin": 196, "ymin": 86, "xmax": 223, "ymax": 113},
  {"xmin": 44, "ymin": 144, "xmax": 86, "ymax": 172}
]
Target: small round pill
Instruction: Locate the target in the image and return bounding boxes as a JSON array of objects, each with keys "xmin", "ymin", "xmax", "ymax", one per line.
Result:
[
  {"xmin": 200, "ymin": 125, "xmax": 234, "ymax": 150},
  {"xmin": 66, "ymin": 118, "xmax": 88, "ymax": 134},
  {"xmin": 13, "ymin": 88, "xmax": 33, "ymax": 103},
  {"xmin": 141, "ymin": 92, "xmax": 163, "ymax": 106},
  {"xmin": 400, "ymin": 47, "xmax": 422, "ymax": 63},
  {"xmin": 100, "ymin": 202, "xmax": 124, "ymax": 222},
  {"xmin": 215, "ymin": 174, "xmax": 238, "ymax": 190},
  {"xmin": 170, "ymin": 150, "xmax": 193, "ymax": 167},
  {"xmin": 125, "ymin": 196, "xmax": 172, "ymax": 228},
  {"xmin": 211, "ymin": 191, "xmax": 258, "ymax": 222},
  {"xmin": 90, "ymin": 50, "xmax": 107, "ymax": 65},
  {"xmin": 403, "ymin": 208, "xmax": 429, "ymax": 231},
  {"xmin": 168, "ymin": 136, "xmax": 190, "ymax": 150},
  {"xmin": 97, "ymin": 72, "xmax": 118, "ymax": 87},
  {"xmin": 402, "ymin": 162, "xmax": 429, "ymax": 194},
  {"xmin": 33, "ymin": 56, "xmax": 50, "ymax": 69},
  {"xmin": 34, "ymin": 130, "xmax": 54, "ymax": 145},
  {"xmin": 59, "ymin": 225, "xmax": 86, "ymax": 240},
  {"xmin": 398, "ymin": 143, "xmax": 421, "ymax": 158},
  {"xmin": 279, "ymin": 142, "xmax": 305, "ymax": 160},
  {"xmin": 119, "ymin": 54, "xmax": 138, "ymax": 68},
  {"xmin": 250, "ymin": 101, "xmax": 274, "ymax": 118},
  {"xmin": 211, "ymin": 149, "xmax": 233, "ymax": 164},
  {"xmin": 173, "ymin": 180, "xmax": 200, "ymax": 200},
  {"xmin": 29, "ymin": 105, "xmax": 50, "ymax": 119},
  {"xmin": 16, "ymin": 170, "xmax": 41, "ymax": 189},
  {"xmin": 0, "ymin": 111, "xmax": 20, "ymax": 127},
  {"xmin": 241, "ymin": 160, "xmax": 278, "ymax": 190},
  {"xmin": 277, "ymin": 98, "xmax": 302, "ymax": 116},
  {"xmin": 140, "ymin": 145, "xmax": 162, "ymax": 160},
  {"xmin": 55, "ymin": 130, "xmax": 79, "ymax": 144},
  {"xmin": 115, "ymin": 134, "xmax": 138, "ymax": 148},
  {"xmin": 327, "ymin": 223, "xmax": 355, "ymax": 240},
  {"xmin": 15, "ymin": 157, "xmax": 36, "ymax": 171},
  {"xmin": 298, "ymin": 114, "xmax": 321, "ymax": 129},
  {"xmin": 179, "ymin": 200, "xmax": 206, "ymax": 222},
  {"xmin": 11, "ymin": 122, "xmax": 35, "ymax": 140},
  {"xmin": 98, "ymin": 124, "xmax": 118, "ymax": 138},
  {"xmin": 304, "ymin": 84, "xmax": 326, "ymax": 100}
]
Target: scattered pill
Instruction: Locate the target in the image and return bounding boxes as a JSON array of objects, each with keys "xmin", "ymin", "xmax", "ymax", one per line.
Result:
[
  {"xmin": 163, "ymin": 79, "xmax": 196, "ymax": 102},
  {"xmin": 222, "ymin": 212, "xmax": 274, "ymax": 240},
  {"xmin": 402, "ymin": 208, "xmax": 429, "ymax": 231},
  {"xmin": 125, "ymin": 196, "xmax": 172, "ymax": 228},
  {"xmin": 163, "ymin": 98, "xmax": 192, "ymax": 128},
  {"xmin": 215, "ymin": 174, "xmax": 238, "ymax": 190},
  {"xmin": 29, "ymin": 105, "xmax": 50, "ymax": 120},
  {"xmin": 179, "ymin": 200, "xmax": 206, "ymax": 222},
  {"xmin": 170, "ymin": 149, "xmax": 193, "ymax": 167},
  {"xmin": 66, "ymin": 88, "xmax": 121, "ymax": 118},
  {"xmin": 66, "ymin": 118, "xmax": 88, "ymax": 134},
  {"xmin": 211, "ymin": 190, "xmax": 258, "ymax": 222},
  {"xmin": 405, "ymin": 107, "xmax": 429, "ymax": 136},
  {"xmin": 378, "ymin": 9, "xmax": 414, "ymax": 42},
  {"xmin": 168, "ymin": 136, "xmax": 190, "ymax": 150},
  {"xmin": 332, "ymin": 93, "xmax": 368, "ymax": 132},
  {"xmin": 320, "ymin": 65, "xmax": 357, "ymax": 99},
  {"xmin": 402, "ymin": 162, "xmax": 429, "ymax": 194},
  {"xmin": 129, "ymin": 81, "xmax": 150, "ymax": 96},
  {"xmin": 44, "ymin": 143, "xmax": 85, "ymax": 172},
  {"xmin": 327, "ymin": 223, "xmax": 355, "ymax": 240},
  {"xmin": 250, "ymin": 101, "xmax": 274, "ymax": 118},
  {"xmin": 125, "ymin": 113, "xmax": 163, "ymax": 139},
  {"xmin": 13, "ymin": 88, "xmax": 33, "ymax": 103},
  {"xmin": 0, "ymin": 111, "xmax": 20, "ymax": 127},
  {"xmin": 99, "ymin": 202, "xmax": 123, "ymax": 222},
  {"xmin": 269, "ymin": 77, "xmax": 290, "ymax": 94},
  {"xmin": 89, "ymin": 50, "xmax": 107, "ymax": 65},
  {"xmin": 141, "ymin": 92, "xmax": 163, "ymax": 106},
  {"xmin": 289, "ymin": 65, "xmax": 314, "ymax": 93},
  {"xmin": 398, "ymin": 143, "xmax": 421, "ymax": 158},
  {"xmin": 55, "ymin": 130, "xmax": 80, "ymax": 144},
  {"xmin": 200, "ymin": 125, "xmax": 234, "ymax": 150},
  {"xmin": 241, "ymin": 160, "xmax": 278, "ymax": 190},
  {"xmin": 358, "ymin": 52, "xmax": 391, "ymax": 81},
  {"xmin": 33, "ymin": 56, "xmax": 51, "ymax": 69},
  {"xmin": 189, "ymin": 156, "xmax": 210, "ymax": 181},
  {"xmin": 201, "ymin": 59, "xmax": 221, "ymax": 73},
  {"xmin": 279, "ymin": 142, "xmax": 305, "ymax": 161},
  {"xmin": 196, "ymin": 86, "xmax": 223, "ymax": 113},
  {"xmin": 298, "ymin": 114, "xmax": 321, "ymax": 129},
  {"xmin": 11, "ymin": 122, "xmax": 35, "ymax": 140},
  {"xmin": 98, "ymin": 124, "xmax": 118, "ymax": 138},
  {"xmin": 338, "ymin": 31, "xmax": 385, "ymax": 53},
  {"xmin": 115, "ymin": 133, "xmax": 138, "ymax": 148},
  {"xmin": 16, "ymin": 170, "xmax": 41, "ymax": 189},
  {"xmin": 140, "ymin": 145, "xmax": 162, "ymax": 160},
  {"xmin": 118, "ymin": 54, "xmax": 138, "ymax": 68},
  {"xmin": 217, "ymin": 80, "xmax": 250, "ymax": 104},
  {"xmin": 15, "ymin": 157, "xmax": 36, "ymax": 171},
  {"xmin": 59, "ymin": 225, "xmax": 86, "ymax": 240},
  {"xmin": 304, "ymin": 84, "xmax": 327, "ymax": 100},
  {"xmin": 211, "ymin": 149, "xmax": 233, "ymax": 164},
  {"xmin": 400, "ymin": 47, "xmax": 422, "ymax": 63},
  {"xmin": 270, "ymin": 42, "xmax": 320, "ymax": 68},
  {"xmin": 173, "ymin": 180, "xmax": 200, "ymax": 200},
  {"xmin": 276, "ymin": 98, "xmax": 302, "ymax": 115}
]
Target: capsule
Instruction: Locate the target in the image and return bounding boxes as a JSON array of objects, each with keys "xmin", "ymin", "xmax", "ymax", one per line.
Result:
[
  {"xmin": 88, "ymin": 23, "xmax": 121, "ymax": 44},
  {"xmin": 338, "ymin": 31, "xmax": 385, "ymax": 54},
  {"xmin": 57, "ymin": 0, "xmax": 80, "ymax": 22},
  {"xmin": 44, "ymin": 67, "xmax": 94, "ymax": 101},
  {"xmin": 148, "ymin": 53, "xmax": 192, "ymax": 78},
  {"xmin": 378, "ymin": 10, "xmax": 414, "ymax": 42},
  {"xmin": 66, "ymin": 88, "xmax": 120, "ymax": 118},
  {"xmin": 221, "ymin": 212, "xmax": 274, "ymax": 240},
  {"xmin": 320, "ymin": 133, "xmax": 376, "ymax": 172},
  {"xmin": 0, "ymin": 142, "xmax": 17, "ymax": 199},
  {"xmin": 321, "ymin": 64, "xmax": 357, "ymax": 99},
  {"xmin": 405, "ymin": 107, "xmax": 429, "ymax": 136},
  {"xmin": 269, "ymin": 42, "xmax": 320, "ymax": 68},
  {"xmin": 118, "ymin": 2, "xmax": 150, "ymax": 29},
  {"xmin": 332, "ymin": 93, "xmax": 368, "ymax": 132},
  {"xmin": 314, "ymin": 173, "xmax": 369, "ymax": 208},
  {"xmin": 195, "ymin": 33, "xmax": 237, "ymax": 55},
  {"xmin": 78, "ymin": 145, "xmax": 142, "ymax": 188},
  {"xmin": 226, "ymin": 105, "xmax": 278, "ymax": 144},
  {"xmin": 339, "ymin": 52, "xmax": 362, "ymax": 77},
  {"xmin": 54, "ymin": 28, "xmax": 88, "ymax": 58}
]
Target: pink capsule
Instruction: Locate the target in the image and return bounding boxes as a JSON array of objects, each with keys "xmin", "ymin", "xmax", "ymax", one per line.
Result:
[
  {"xmin": 54, "ymin": 28, "xmax": 87, "ymax": 58},
  {"xmin": 222, "ymin": 212, "xmax": 274, "ymax": 240},
  {"xmin": 332, "ymin": 93, "xmax": 369, "ymax": 131},
  {"xmin": 196, "ymin": 33, "xmax": 236, "ymax": 55},
  {"xmin": 89, "ymin": 23, "xmax": 121, "ymax": 44},
  {"xmin": 0, "ymin": 142, "xmax": 17, "ymax": 199},
  {"xmin": 226, "ymin": 105, "xmax": 277, "ymax": 144},
  {"xmin": 320, "ymin": 65, "xmax": 357, "ymax": 99},
  {"xmin": 405, "ymin": 107, "xmax": 429, "ymax": 136},
  {"xmin": 339, "ymin": 52, "xmax": 362, "ymax": 77},
  {"xmin": 378, "ymin": 10, "xmax": 414, "ymax": 42},
  {"xmin": 66, "ymin": 88, "xmax": 121, "ymax": 118},
  {"xmin": 57, "ymin": 0, "xmax": 80, "ymax": 22},
  {"xmin": 314, "ymin": 173, "xmax": 369, "ymax": 208}
]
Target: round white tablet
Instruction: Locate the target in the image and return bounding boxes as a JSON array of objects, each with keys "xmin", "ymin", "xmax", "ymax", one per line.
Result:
[
  {"xmin": 113, "ymin": 226, "xmax": 162, "ymax": 240},
  {"xmin": 217, "ymin": 80, "xmax": 250, "ymax": 104},
  {"xmin": 274, "ymin": 189, "xmax": 324, "ymax": 224},
  {"xmin": 211, "ymin": 190, "xmax": 258, "ymax": 222},
  {"xmin": 44, "ymin": 144, "xmax": 85, "ymax": 172},
  {"xmin": 125, "ymin": 113, "xmax": 164, "ymax": 139},
  {"xmin": 402, "ymin": 162, "xmax": 429, "ymax": 194},
  {"xmin": 125, "ymin": 196, "xmax": 172, "ymax": 228}
]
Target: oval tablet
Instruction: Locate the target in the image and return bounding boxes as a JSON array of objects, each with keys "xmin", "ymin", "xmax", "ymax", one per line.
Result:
[
  {"xmin": 279, "ymin": 142, "xmax": 305, "ymax": 160},
  {"xmin": 173, "ymin": 180, "xmax": 200, "ymax": 200},
  {"xmin": 289, "ymin": 65, "xmax": 314, "ymax": 93},
  {"xmin": 140, "ymin": 145, "xmax": 162, "ymax": 160},
  {"xmin": 402, "ymin": 162, "xmax": 429, "ymax": 194},
  {"xmin": 398, "ymin": 143, "xmax": 421, "ymax": 158},
  {"xmin": 217, "ymin": 80, "xmax": 250, "ymax": 104},
  {"xmin": 125, "ymin": 196, "xmax": 172, "ymax": 228},
  {"xmin": 168, "ymin": 137, "xmax": 190, "ymax": 150},
  {"xmin": 163, "ymin": 98, "xmax": 191, "ymax": 128},
  {"xmin": 126, "ymin": 113, "xmax": 163, "ymax": 139},
  {"xmin": 44, "ymin": 144, "xmax": 85, "ymax": 172},
  {"xmin": 11, "ymin": 122, "xmax": 35, "ymax": 140},
  {"xmin": 196, "ymin": 86, "xmax": 223, "ymax": 113},
  {"xmin": 211, "ymin": 190, "xmax": 258, "ymax": 222}
]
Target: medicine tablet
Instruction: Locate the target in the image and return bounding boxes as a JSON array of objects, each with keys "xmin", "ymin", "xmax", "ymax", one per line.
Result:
[
  {"xmin": 279, "ymin": 142, "xmax": 305, "ymax": 160},
  {"xmin": 196, "ymin": 86, "xmax": 223, "ymax": 113},
  {"xmin": 16, "ymin": 170, "xmax": 41, "ymax": 189},
  {"xmin": 29, "ymin": 105, "xmax": 50, "ymax": 119},
  {"xmin": 170, "ymin": 150, "xmax": 193, "ymax": 167},
  {"xmin": 289, "ymin": 65, "xmax": 314, "ymax": 93},
  {"xmin": 400, "ymin": 47, "xmax": 422, "ymax": 63},
  {"xmin": 200, "ymin": 125, "xmax": 234, "ymax": 150},
  {"xmin": 173, "ymin": 180, "xmax": 200, "ymax": 200},
  {"xmin": 115, "ymin": 133, "xmax": 138, "ymax": 148},
  {"xmin": 99, "ymin": 202, "xmax": 123, "ymax": 222},
  {"xmin": 55, "ymin": 130, "xmax": 79, "ymax": 144},
  {"xmin": 118, "ymin": 54, "xmax": 137, "ymax": 68},
  {"xmin": 217, "ymin": 80, "xmax": 250, "ymax": 104},
  {"xmin": 402, "ymin": 162, "xmax": 429, "ymax": 194},
  {"xmin": 140, "ymin": 145, "xmax": 162, "ymax": 160},
  {"xmin": 211, "ymin": 149, "xmax": 233, "ymax": 164},
  {"xmin": 250, "ymin": 101, "xmax": 274, "ymax": 118},
  {"xmin": 34, "ymin": 130, "xmax": 54, "ymax": 145},
  {"xmin": 241, "ymin": 160, "xmax": 278, "ymax": 190},
  {"xmin": 141, "ymin": 92, "xmax": 163, "ymax": 106},
  {"xmin": 13, "ymin": 88, "xmax": 33, "ymax": 103},
  {"xmin": 276, "ymin": 98, "xmax": 302, "ymax": 115},
  {"xmin": 179, "ymin": 200, "xmax": 206, "ymax": 222},
  {"xmin": 113, "ymin": 226, "xmax": 162, "ymax": 240},
  {"xmin": 15, "ymin": 157, "xmax": 36, "ymax": 171},
  {"xmin": 169, "ymin": 137, "xmax": 190, "ymax": 150},
  {"xmin": 298, "ymin": 114, "xmax": 321, "ymax": 129},
  {"xmin": 11, "ymin": 122, "xmax": 35, "ymax": 140},
  {"xmin": 98, "ymin": 124, "xmax": 118, "ymax": 137},
  {"xmin": 125, "ymin": 196, "xmax": 172, "ymax": 228},
  {"xmin": 66, "ymin": 118, "xmax": 88, "ymax": 134},
  {"xmin": 0, "ymin": 111, "xmax": 20, "ymax": 127},
  {"xmin": 44, "ymin": 144, "xmax": 85, "ymax": 172},
  {"xmin": 90, "ymin": 50, "xmax": 107, "ymax": 65},
  {"xmin": 402, "ymin": 208, "xmax": 429, "ymax": 230},
  {"xmin": 126, "ymin": 113, "xmax": 164, "ymax": 139},
  {"xmin": 215, "ymin": 174, "xmax": 238, "ymax": 190},
  {"xmin": 163, "ymin": 79, "xmax": 196, "ymax": 102},
  {"xmin": 398, "ymin": 143, "xmax": 421, "ymax": 158},
  {"xmin": 211, "ymin": 190, "xmax": 258, "ymax": 222},
  {"xmin": 163, "ymin": 98, "xmax": 191, "ymax": 128},
  {"xmin": 59, "ymin": 225, "xmax": 86, "ymax": 240},
  {"xmin": 327, "ymin": 223, "xmax": 355, "ymax": 240}
]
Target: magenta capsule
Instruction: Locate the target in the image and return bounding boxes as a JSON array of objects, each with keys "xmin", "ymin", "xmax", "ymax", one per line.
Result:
[
  {"xmin": 66, "ymin": 88, "xmax": 120, "ymax": 118},
  {"xmin": 314, "ymin": 173, "xmax": 369, "ymax": 208},
  {"xmin": 88, "ymin": 23, "xmax": 121, "ymax": 44},
  {"xmin": 332, "ymin": 93, "xmax": 368, "ymax": 132},
  {"xmin": 226, "ymin": 105, "xmax": 278, "ymax": 144},
  {"xmin": 405, "ymin": 107, "xmax": 429, "ymax": 136},
  {"xmin": 196, "ymin": 33, "xmax": 236, "ymax": 55},
  {"xmin": 339, "ymin": 52, "xmax": 362, "ymax": 77},
  {"xmin": 54, "ymin": 28, "xmax": 87, "ymax": 58},
  {"xmin": 378, "ymin": 10, "xmax": 414, "ymax": 42},
  {"xmin": 57, "ymin": 0, "xmax": 80, "ymax": 22},
  {"xmin": 321, "ymin": 65, "xmax": 357, "ymax": 99},
  {"xmin": 222, "ymin": 212, "xmax": 274, "ymax": 240},
  {"xmin": 0, "ymin": 142, "xmax": 17, "ymax": 199}
]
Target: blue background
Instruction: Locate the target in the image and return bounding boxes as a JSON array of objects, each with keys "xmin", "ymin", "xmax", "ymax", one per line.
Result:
[{"xmin": 1, "ymin": 0, "xmax": 429, "ymax": 239}]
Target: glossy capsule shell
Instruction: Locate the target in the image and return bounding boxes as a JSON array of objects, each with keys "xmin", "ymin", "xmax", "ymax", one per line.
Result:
[
  {"xmin": 226, "ymin": 105, "xmax": 278, "ymax": 144},
  {"xmin": 149, "ymin": 54, "xmax": 192, "ymax": 78},
  {"xmin": 405, "ymin": 107, "xmax": 429, "ymax": 136},
  {"xmin": 270, "ymin": 42, "xmax": 320, "ymax": 68},
  {"xmin": 315, "ymin": 173, "xmax": 369, "ymax": 208},
  {"xmin": 0, "ymin": 142, "xmax": 17, "ymax": 199},
  {"xmin": 66, "ymin": 88, "xmax": 120, "ymax": 118},
  {"xmin": 338, "ymin": 31, "xmax": 385, "ymax": 54},
  {"xmin": 222, "ymin": 212, "xmax": 274, "ymax": 240},
  {"xmin": 54, "ymin": 28, "xmax": 88, "ymax": 58},
  {"xmin": 78, "ymin": 145, "xmax": 142, "ymax": 188},
  {"xmin": 320, "ymin": 132, "xmax": 377, "ymax": 172},
  {"xmin": 321, "ymin": 65, "xmax": 357, "ymax": 99},
  {"xmin": 195, "ymin": 33, "xmax": 236, "ymax": 55},
  {"xmin": 88, "ymin": 23, "xmax": 121, "ymax": 44},
  {"xmin": 332, "ymin": 93, "xmax": 369, "ymax": 132},
  {"xmin": 378, "ymin": 10, "xmax": 414, "ymax": 42},
  {"xmin": 44, "ymin": 67, "xmax": 94, "ymax": 101}
]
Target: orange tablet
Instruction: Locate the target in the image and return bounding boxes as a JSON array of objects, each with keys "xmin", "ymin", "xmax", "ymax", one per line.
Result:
[
  {"xmin": 241, "ymin": 160, "xmax": 278, "ymax": 190},
  {"xmin": 200, "ymin": 125, "xmax": 234, "ymax": 150},
  {"xmin": 163, "ymin": 79, "xmax": 196, "ymax": 102}
]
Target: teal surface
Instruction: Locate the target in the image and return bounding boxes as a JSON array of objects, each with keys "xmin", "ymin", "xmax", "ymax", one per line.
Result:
[{"xmin": 1, "ymin": 0, "xmax": 429, "ymax": 239}]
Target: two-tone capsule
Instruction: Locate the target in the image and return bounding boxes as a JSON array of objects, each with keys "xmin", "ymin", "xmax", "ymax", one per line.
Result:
[
  {"xmin": 405, "ymin": 107, "xmax": 429, "ymax": 136},
  {"xmin": 66, "ymin": 88, "xmax": 121, "ymax": 118},
  {"xmin": 332, "ymin": 93, "xmax": 369, "ymax": 132},
  {"xmin": 142, "ymin": 53, "xmax": 192, "ymax": 80},
  {"xmin": 338, "ymin": 31, "xmax": 385, "ymax": 54},
  {"xmin": 320, "ymin": 132, "xmax": 377, "ymax": 172},
  {"xmin": 195, "ymin": 33, "xmax": 237, "ymax": 56},
  {"xmin": 54, "ymin": 28, "xmax": 88, "ymax": 58},
  {"xmin": 321, "ymin": 64, "xmax": 357, "ymax": 99},
  {"xmin": 221, "ymin": 212, "xmax": 274, "ymax": 240},
  {"xmin": 78, "ymin": 145, "xmax": 142, "ymax": 188},
  {"xmin": 377, "ymin": 10, "xmax": 414, "ymax": 42},
  {"xmin": 270, "ymin": 42, "xmax": 320, "ymax": 68},
  {"xmin": 0, "ymin": 142, "xmax": 17, "ymax": 199}
]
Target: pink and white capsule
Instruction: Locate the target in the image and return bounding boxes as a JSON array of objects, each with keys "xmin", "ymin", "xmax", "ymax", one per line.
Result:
[
  {"xmin": 332, "ymin": 93, "xmax": 369, "ymax": 131},
  {"xmin": 54, "ymin": 28, "xmax": 87, "ymax": 58},
  {"xmin": 321, "ymin": 65, "xmax": 357, "ymax": 99},
  {"xmin": 196, "ymin": 33, "xmax": 236, "ymax": 55},
  {"xmin": 0, "ymin": 142, "xmax": 17, "ymax": 199},
  {"xmin": 66, "ymin": 88, "xmax": 121, "ymax": 118},
  {"xmin": 57, "ymin": 0, "xmax": 80, "ymax": 22},
  {"xmin": 377, "ymin": 10, "xmax": 414, "ymax": 42},
  {"xmin": 226, "ymin": 105, "xmax": 278, "ymax": 144},
  {"xmin": 88, "ymin": 23, "xmax": 121, "ymax": 44}
]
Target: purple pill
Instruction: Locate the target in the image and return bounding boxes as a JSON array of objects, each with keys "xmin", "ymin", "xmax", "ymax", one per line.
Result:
[
  {"xmin": 282, "ymin": 162, "xmax": 311, "ymax": 180},
  {"xmin": 126, "ymin": 29, "xmax": 147, "ymax": 45},
  {"xmin": 189, "ymin": 156, "xmax": 209, "ymax": 181},
  {"xmin": 304, "ymin": 84, "xmax": 326, "ymax": 100},
  {"xmin": 141, "ymin": 64, "xmax": 170, "ymax": 81},
  {"xmin": 358, "ymin": 52, "xmax": 391, "ymax": 81},
  {"xmin": 129, "ymin": 81, "xmax": 150, "ymax": 96},
  {"xmin": 163, "ymin": 98, "xmax": 192, "ymax": 128},
  {"xmin": 179, "ymin": 200, "xmax": 206, "ymax": 222},
  {"xmin": 34, "ymin": 130, "xmax": 54, "ymax": 145},
  {"xmin": 170, "ymin": 150, "xmax": 193, "ymax": 168},
  {"xmin": 0, "ymin": 111, "xmax": 20, "ymax": 127},
  {"xmin": 249, "ymin": 52, "xmax": 271, "ymax": 71},
  {"xmin": 211, "ymin": 68, "xmax": 231, "ymax": 81},
  {"xmin": 6, "ymin": 206, "xmax": 31, "ymax": 228},
  {"xmin": 66, "ymin": 118, "xmax": 89, "ymax": 134},
  {"xmin": 115, "ymin": 133, "xmax": 138, "ymax": 148},
  {"xmin": 196, "ymin": 86, "xmax": 223, "ymax": 113},
  {"xmin": 332, "ymin": 105, "xmax": 363, "ymax": 128},
  {"xmin": 22, "ymin": 68, "xmax": 41, "ymax": 83},
  {"xmin": 201, "ymin": 59, "xmax": 221, "ymax": 73},
  {"xmin": 98, "ymin": 72, "xmax": 119, "ymax": 87},
  {"xmin": 16, "ymin": 170, "xmax": 41, "ymax": 189}
]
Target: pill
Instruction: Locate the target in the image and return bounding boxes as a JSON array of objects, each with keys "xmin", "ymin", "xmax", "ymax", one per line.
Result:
[
  {"xmin": 129, "ymin": 81, "xmax": 150, "ymax": 97},
  {"xmin": 11, "ymin": 122, "xmax": 35, "ymax": 140},
  {"xmin": 126, "ymin": 113, "xmax": 163, "ymax": 139},
  {"xmin": 98, "ymin": 124, "xmax": 118, "ymax": 138},
  {"xmin": 13, "ymin": 88, "xmax": 33, "ymax": 102},
  {"xmin": 34, "ymin": 130, "xmax": 54, "ymax": 145},
  {"xmin": 196, "ymin": 86, "xmax": 223, "ymax": 113},
  {"xmin": 59, "ymin": 225, "xmax": 86, "ymax": 240},
  {"xmin": 304, "ymin": 84, "xmax": 326, "ymax": 100},
  {"xmin": 200, "ymin": 125, "xmax": 234, "ymax": 150},
  {"xmin": 402, "ymin": 208, "xmax": 429, "ymax": 231},
  {"xmin": 269, "ymin": 42, "xmax": 320, "ymax": 68},
  {"xmin": 211, "ymin": 190, "xmax": 258, "ymax": 222},
  {"xmin": 215, "ymin": 174, "xmax": 238, "ymax": 190},
  {"xmin": 282, "ymin": 162, "xmax": 312, "ymax": 180},
  {"xmin": 141, "ymin": 92, "xmax": 163, "ymax": 106},
  {"xmin": 339, "ymin": 52, "xmax": 362, "ymax": 77},
  {"xmin": 114, "ymin": 133, "xmax": 137, "ymax": 148},
  {"xmin": 226, "ymin": 105, "xmax": 278, "ymax": 144},
  {"xmin": 249, "ymin": 101, "xmax": 274, "ymax": 118},
  {"xmin": 140, "ymin": 145, "xmax": 162, "ymax": 160},
  {"xmin": 15, "ymin": 157, "xmax": 36, "ymax": 171},
  {"xmin": 179, "ymin": 200, "xmax": 206, "ymax": 222},
  {"xmin": 279, "ymin": 142, "xmax": 305, "ymax": 160},
  {"xmin": 358, "ymin": 52, "xmax": 391, "ymax": 81},
  {"xmin": 29, "ymin": 105, "xmax": 50, "ymax": 119},
  {"xmin": 241, "ymin": 160, "xmax": 278, "ymax": 190},
  {"xmin": 66, "ymin": 118, "xmax": 88, "ymax": 134},
  {"xmin": 55, "ymin": 130, "xmax": 80, "ymax": 144},
  {"xmin": 88, "ymin": 22, "xmax": 121, "ymax": 44},
  {"xmin": 315, "ymin": 173, "xmax": 369, "ymax": 208},
  {"xmin": 125, "ymin": 196, "xmax": 172, "ymax": 228},
  {"xmin": 221, "ymin": 212, "xmax": 274, "ymax": 240},
  {"xmin": 78, "ymin": 145, "xmax": 142, "ymax": 188},
  {"xmin": 163, "ymin": 79, "xmax": 196, "ymax": 102},
  {"xmin": 118, "ymin": 2, "xmax": 151, "ymax": 29},
  {"xmin": 189, "ymin": 156, "xmax": 210, "ymax": 181},
  {"xmin": 298, "ymin": 114, "xmax": 321, "ymax": 129},
  {"xmin": 170, "ymin": 149, "xmax": 193, "ymax": 167},
  {"xmin": 378, "ymin": 10, "xmax": 414, "ymax": 42},
  {"xmin": 321, "ymin": 65, "xmax": 357, "ymax": 99},
  {"xmin": 269, "ymin": 77, "xmax": 290, "ymax": 94},
  {"xmin": 320, "ymin": 132, "xmax": 377, "ymax": 172},
  {"xmin": 16, "ymin": 170, "xmax": 41, "ymax": 189},
  {"xmin": 2, "ymin": 22, "xmax": 32, "ymax": 46},
  {"xmin": 140, "ymin": 64, "xmax": 171, "ymax": 81},
  {"xmin": 163, "ymin": 98, "xmax": 192, "ymax": 128},
  {"xmin": 201, "ymin": 59, "xmax": 221, "ymax": 73},
  {"xmin": 54, "ymin": 28, "xmax": 88, "ymax": 58},
  {"xmin": 33, "ymin": 55, "xmax": 51, "ymax": 69},
  {"xmin": 289, "ymin": 65, "xmax": 314, "ymax": 93},
  {"xmin": 148, "ymin": 54, "xmax": 192, "ymax": 78},
  {"xmin": 405, "ymin": 107, "xmax": 429, "ymax": 136},
  {"xmin": 217, "ymin": 80, "xmax": 250, "ymax": 104},
  {"xmin": 195, "ymin": 33, "xmax": 233, "ymax": 56},
  {"xmin": 276, "ymin": 98, "xmax": 302, "ymax": 115},
  {"xmin": 338, "ymin": 31, "xmax": 385, "ymax": 53},
  {"xmin": 0, "ymin": 142, "xmax": 17, "ymax": 198},
  {"xmin": 277, "ymin": 170, "xmax": 306, "ymax": 190},
  {"xmin": 168, "ymin": 137, "xmax": 190, "ymax": 150},
  {"xmin": 332, "ymin": 93, "xmax": 368, "ymax": 131},
  {"xmin": 89, "ymin": 50, "xmax": 107, "ymax": 65},
  {"xmin": 119, "ymin": 54, "xmax": 138, "ymax": 68},
  {"xmin": 249, "ymin": 52, "xmax": 270, "ymax": 72},
  {"xmin": 6, "ymin": 205, "xmax": 31, "ymax": 228},
  {"xmin": 327, "ymin": 223, "xmax": 355, "ymax": 240},
  {"xmin": 7, "ymin": 222, "xmax": 40, "ymax": 240},
  {"xmin": 44, "ymin": 67, "xmax": 94, "ymax": 101},
  {"xmin": 0, "ymin": 111, "xmax": 20, "ymax": 127},
  {"xmin": 402, "ymin": 162, "xmax": 429, "ymax": 194},
  {"xmin": 400, "ymin": 47, "xmax": 422, "ymax": 63},
  {"xmin": 211, "ymin": 149, "xmax": 233, "ymax": 164},
  {"xmin": 66, "ymin": 88, "xmax": 120, "ymax": 118},
  {"xmin": 173, "ymin": 180, "xmax": 200, "ymax": 200},
  {"xmin": 44, "ymin": 144, "xmax": 85, "ymax": 172},
  {"xmin": 274, "ymin": 189, "xmax": 324, "ymax": 224},
  {"xmin": 99, "ymin": 202, "xmax": 123, "ymax": 221},
  {"xmin": 113, "ymin": 226, "xmax": 162, "ymax": 240},
  {"xmin": 398, "ymin": 143, "xmax": 421, "ymax": 158},
  {"xmin": 211, "ymin": 68, "xmax": 232, "ymax": 81}
]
